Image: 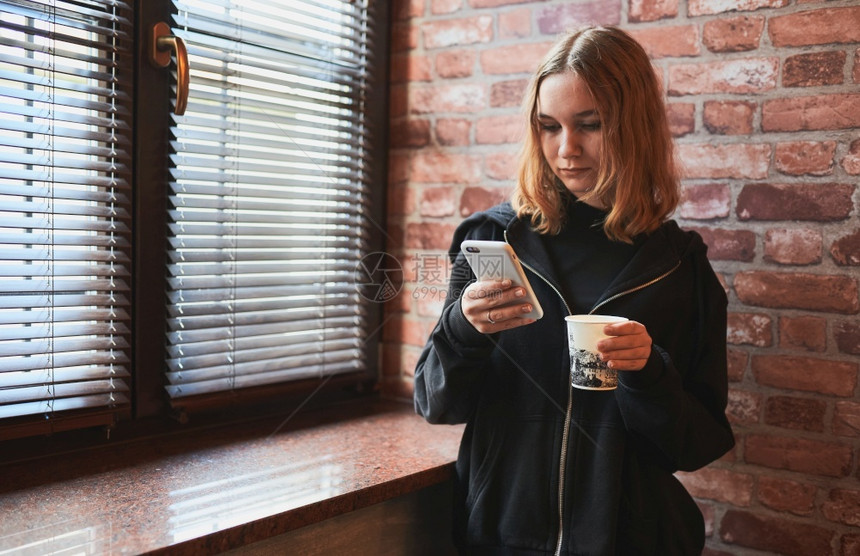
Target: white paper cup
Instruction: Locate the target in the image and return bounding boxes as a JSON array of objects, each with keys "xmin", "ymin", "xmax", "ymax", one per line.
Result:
[{"xmin": 565, "ymin": 315, "xmax": 629, "ymax": 391}]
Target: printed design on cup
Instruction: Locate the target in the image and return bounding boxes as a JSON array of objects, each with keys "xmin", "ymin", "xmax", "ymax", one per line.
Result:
[
  {"xmin": 570, "ymin": 347, "xmax": 617, "ymax": 390},
  {"xmin": 565, "ymin": 314, "xmax": 628, "ymax": 391}
]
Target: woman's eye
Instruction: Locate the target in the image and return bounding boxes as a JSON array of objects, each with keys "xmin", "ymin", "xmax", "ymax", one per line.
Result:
[
  {"xmin": 579, "ymin": 122, "xmax": 601, "ymax": 131},
  {"xmin": 539, "ymin": 122, "xmax": 560, "ymax": 131}
]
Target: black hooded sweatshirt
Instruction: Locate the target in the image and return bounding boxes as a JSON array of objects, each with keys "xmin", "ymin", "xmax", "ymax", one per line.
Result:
[{"xmin": 414, "ymin": 202, "xmax": 735, "ymax": 555}]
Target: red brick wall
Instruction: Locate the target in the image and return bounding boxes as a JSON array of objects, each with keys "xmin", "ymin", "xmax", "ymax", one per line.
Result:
[{"xmin": 383, "ymin": 1, "xmax": 860, "ymax": 553}]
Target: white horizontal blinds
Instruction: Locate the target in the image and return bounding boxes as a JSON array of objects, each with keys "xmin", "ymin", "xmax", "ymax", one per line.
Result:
[
  {"xmin": 165, "ymin": 0, "xmax": 373, "ymax": 399},
  {"xmin": 0, "ymin": 1, "xmax": 133, "ymax": 425}
]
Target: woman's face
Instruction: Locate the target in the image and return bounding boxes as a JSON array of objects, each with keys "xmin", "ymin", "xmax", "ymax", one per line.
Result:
[{"xmin": 537, "ymin": 71, "xmax": 604, "ymax": 207}]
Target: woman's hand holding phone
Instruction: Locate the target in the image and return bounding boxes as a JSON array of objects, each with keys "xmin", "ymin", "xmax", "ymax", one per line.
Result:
[{"xmin": 462, "ymin": 279, "xmax": 538, "ymax": 334}]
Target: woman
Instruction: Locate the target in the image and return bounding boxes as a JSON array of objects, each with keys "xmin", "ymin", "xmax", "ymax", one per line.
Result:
[{"xmin": 414, "ymin": 26, "xmax": 734, "ymax": 555}]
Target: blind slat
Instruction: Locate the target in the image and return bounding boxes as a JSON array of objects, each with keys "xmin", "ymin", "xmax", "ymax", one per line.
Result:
[{"xmin": 0, "ymin": 0, "xmax": 133, "ymax": 430}]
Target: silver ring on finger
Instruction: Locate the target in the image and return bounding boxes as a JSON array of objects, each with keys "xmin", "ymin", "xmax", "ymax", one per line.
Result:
[{"xmin": 487, "ymin": 310, "xmax": 496, "ymax": 324}]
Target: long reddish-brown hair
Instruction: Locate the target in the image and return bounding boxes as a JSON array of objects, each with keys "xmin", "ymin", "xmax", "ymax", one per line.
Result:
[{"xmin": 512, "ymin": 26, "xmax": 680, "ymax": 242}]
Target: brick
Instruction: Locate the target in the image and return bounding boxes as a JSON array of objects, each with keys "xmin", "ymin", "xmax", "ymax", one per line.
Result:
[
  {"xmin": 393, "ymin": 0, "xmax": 425, "ymax": 20},
  {"xmin": 666, "ymin": 103, "xmax": 695, "ymax": 137},
  {"xmin": 764, "ymin": 228, "xmax": 822, "ymax": 265},
  {"xmin": 422, "ymin": 16, "xmax": 493, "ymax": 49},
  {"xmin": 470, "ymin": 0, "xmax": 544, "ymax": 6},
  {"xmin": 693, "ymin": 228, "xmax": 756, "ymax": 261},
  {"xmin": 751, "ymin": 354, "xmax": 858, "ymax": 396},
  {"xmin": 382, "ymin": 343, "xmax": 420, "ymax": 378},
  {"xmin": 536, "ymin": 1, "xmax": 621, "ymax": 35},
  {"xmin": 689, "ymin": 0, "xmax": 787, "ymax": 16},
  {"xmin": 703, "ymin": 100, "xmax": 756, "ymax": 135},
  {"xmin": 727, "ymin": 349, "xmax": 748, "ymax": 382},
  {"xmin": 735, "ymin": 271, "xmax": 860, "ymax": 314},
  {"xmin": 498, "ymin": 8, "xmax": 531, "ymax": 39},
  {"xmin": 736, "ymin": 183, "xmax": 855, "ymax": 222},
  {"xmin": 669, "ymin": 58, "xmax": 778, "ymax": 95},
  {"xmin": 778, "ymin": 315, "xmax": 826, "ymax": 352},
  {"xmin": 629, "ymin": 0, "xmax": 678, "ymax": 22},
  {"xmin": 835, "ymin": 320, "xmax": 860, "ymax": 356},
  {"xmin": 391, "ymin": 24, "xmax": 420, "ymax": 52},
  {"xmin": 757, "ymin": 476, "xmax": 817, "ymax": 515},
  {"xmin": 419, "ymin": 186, "xmax": 457, "ymax": 217},
  {"xmin": 679, "ymin": 183, "xmax": 730, "ymax": 220},
  {"xmin": 764, "ymin": 395, "xmax": 826, "ymax": 432},
  {"xmin": 784, "ymin": 51, "xmax": 846, "ymax": 87},
  {"xmin": 409, "ymin": 252, "xmax": 450, "ymax": 285},
  {"xmin": 490, "ymin": 79, "xmax": 528, "ymax": 108},
  {"xmin": 416, "ymin": 285, "xmax": 448, "ymax": 317},
  {"xmin": 745, "ymin": 433, "xmax": 853, "ymax": 477},
  {"xmin": 823, "ymin": 489, "xmax": 860, "ymax": 527},
  {"xmin": 431, "ymin": 0, "xmax": 462, "ymax": 15},
  {"xmin": 460, "ymin": 186, "xmax": 509, "ymax": 217},
  {"xmin": 389, "ymin": 84, "xmax": 408, "ymax": 118},
  {"xmin": 720, "ymin": 509, "xmax": 834, "ymax": 555},
  {"xmin": 727, "ymin": 312, "xmax": 772, "ymax": 346},
  {"xmin": 390, "ymin": 53, "xmax": 432, "ymax": 83},
  {"xmin": 844, "ymin": 535, "xmax": 860, "ymax": 556},
  {"xmin": 480, "ymin": 42, "xmax": 554, "ymax": 75},
  {"xmin": 676, "ymin": 468, "xmax": 753, "ymax": 506},
  {"xmin": 762, "ymin": 93, "xmax": 860, "ymax": 132},
  {"xmin": 769, "ymin": 7, "xmax": 860, "ymax": 47},
  {"xmin": 435, "ymin": 50, "xmax": 476, "ymax": 78},
  {"xmin": 842, "ymin": 139, "xmax": 860, "ymax": 175},
  {"xmin": 390, "ymin": 118, "xmax": 432, "ymax": 149},
  {"xmin": 387, "ymin": 223, "xmax": 405, "ymax": 251},
  {"xmin": 379, "ymin": 375, "xmax": 415, "ymax": 400},
  {"xmin": 628, "ymin": 25, "xmax": 699, "ymax": 59},
  {"xmin": 409, "ymin": 83, "xmax": 486, "ymax": 113},
  {"xmin": 774, "ymin": 141, "xmax": 836, "ymax": 176},
  {"xmin": 678, "ymin": 143, "xmax": 770, "ymax": 179},
  {"xmin": 726, "ymin": 388, "xmax": 761, "ymax": 425},
  {"xmin": 411, "ymin": 152, "xmax": 483, "ymax": 183},
  {"xmin": 436, "ymin": 118, "xmax": 471, "ymax": 146},
  {"xmin": 834, "ymin": 401, "xmax": 860, "ymax": 437},
  {"xmin": 484, "ymin": 151, "xmax": 518, "ymax": 181},
  {"xmin": 475, "ymin": 114, "xmax": 524, "ymax": 145},
  {"xmin": 855, "ymin": 49, "xmax": 860, "ymax": 84},
  {"xmin": 383, "ymin": 314, "xmax": 434, "ymax": 347},
  {"xmin": 388, "ymin": 152, "xmax": 411, "ymax": 183},
  {"xmin": 387, "ymin": 186, "xmax": 416, "ymax": 216},
  {"xmin": 830, "ymin": 229, "xmax": 860, "ymax": 266},
  {"xmin": 405, "ymin": 222, "xmax": 459, "ymax": 251},
  {"xmin": 702, "ymin": 16, "xmax": 765, "ymax": 53}
]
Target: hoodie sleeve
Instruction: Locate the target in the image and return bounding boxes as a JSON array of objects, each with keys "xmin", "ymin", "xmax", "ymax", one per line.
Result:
[
  {"xmin": 615, "ymin": 249, "xmax": 735, "ymax": 472},
  {"xmin": 413, "ymin": 218, "xmax": 502, "ymax": 425}
]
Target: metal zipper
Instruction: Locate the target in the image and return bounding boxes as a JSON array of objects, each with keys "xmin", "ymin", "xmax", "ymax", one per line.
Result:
[
  {"xmin": 505, "ymin": 230, "xmax": 572, "ymax": 555},
  {"xmin": 588, "ymin": 260, "xmax": 682, "ymax": 315},
  {"xmin": 505, "ymin": 230, "xmax": 682, "ymax": 555}
]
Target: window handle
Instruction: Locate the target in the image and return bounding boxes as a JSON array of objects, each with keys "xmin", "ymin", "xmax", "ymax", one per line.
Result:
[{"xmin": 149, "ymin": 22, "xmax": 189, "ymax": 116}]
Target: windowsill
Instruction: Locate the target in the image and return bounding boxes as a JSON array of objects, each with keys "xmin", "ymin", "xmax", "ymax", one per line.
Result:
[{"xmin": 0, "ymin": 399, "xmax": 463, "ymax": 554}]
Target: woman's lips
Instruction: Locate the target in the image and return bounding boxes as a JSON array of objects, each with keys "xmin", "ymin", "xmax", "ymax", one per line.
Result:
[{"xmin": 559, "ymin": 167, "xmax": 591, "ymax": 177}]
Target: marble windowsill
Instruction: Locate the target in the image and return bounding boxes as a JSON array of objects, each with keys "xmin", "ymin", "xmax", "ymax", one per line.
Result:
[{"xmin": 0, "ymin": 399, "xmax": 464, "ymax": 555}]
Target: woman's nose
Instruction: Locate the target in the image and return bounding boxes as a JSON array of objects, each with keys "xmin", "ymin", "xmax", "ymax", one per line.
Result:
[{"xmin": 558, "ymin": 130, "xmax": 582, "ymax": 158}]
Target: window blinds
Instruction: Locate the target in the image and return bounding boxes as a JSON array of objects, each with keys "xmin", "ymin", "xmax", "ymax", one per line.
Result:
[
  {"xmin": 165, "ymin": 0, "xmax": 375, "ymax": 399},
  {"xmin": 0, "ymin": 0, "xmax": 133, "ymax": 431}
]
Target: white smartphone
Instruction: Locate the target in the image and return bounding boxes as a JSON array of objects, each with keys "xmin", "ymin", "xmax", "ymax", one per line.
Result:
[{"xmin": 460, "ymin": 240, "xmax": 544, "ymax": 320}]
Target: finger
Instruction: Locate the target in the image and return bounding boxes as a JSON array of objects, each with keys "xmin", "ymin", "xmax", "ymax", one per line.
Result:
[
  {"xmin": 597, "ymin": 334, "xmax": 650, "ymax": 353},
  {"xmin": 487, "ymin": 302, "xmax": 534, "ymax": 324},
  {"xmin": 606, "ymin": 357, "xmax": 649, "ymax": 372},
  {"xmin": 603, "ymin": 320, "xmax": 644, "ymax": 336}
]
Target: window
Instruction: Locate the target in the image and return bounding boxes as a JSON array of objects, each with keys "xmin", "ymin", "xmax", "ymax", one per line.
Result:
[
  {"xmin": 0, "ymin": 0, "xmax": 389, "ymax": 441},
  {"xmin": 0, "ymin": 0, "xmax": 134, "ymax": 438}
]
